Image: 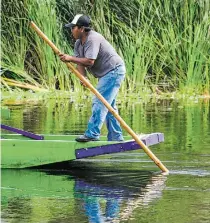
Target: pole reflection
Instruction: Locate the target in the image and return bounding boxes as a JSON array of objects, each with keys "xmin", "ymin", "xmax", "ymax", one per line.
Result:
[{"xmin": 1, "ymin": 164, "xmax": 167, "ymax": 223}]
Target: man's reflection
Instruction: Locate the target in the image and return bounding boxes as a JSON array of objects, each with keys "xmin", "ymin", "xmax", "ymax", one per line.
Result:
[{"xmin": 1, "ymin": 166, "xmax": 167, "ymax": 223}]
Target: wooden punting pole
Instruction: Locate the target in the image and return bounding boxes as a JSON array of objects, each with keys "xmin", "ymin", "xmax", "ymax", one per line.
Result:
[{"xmin": 30, "ymin": 21, "xmax": 169, "ymax": 173}]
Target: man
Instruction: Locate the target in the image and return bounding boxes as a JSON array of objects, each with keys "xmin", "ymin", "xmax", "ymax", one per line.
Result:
[{"xmin": 59, "ymin": 14, "xmax": 126, "ymax": 142}]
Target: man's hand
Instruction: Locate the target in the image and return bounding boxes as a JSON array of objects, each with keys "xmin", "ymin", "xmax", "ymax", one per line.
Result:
[{"xmin": 59, "ymin": 53, "xmax": 72, "ymax": 62}]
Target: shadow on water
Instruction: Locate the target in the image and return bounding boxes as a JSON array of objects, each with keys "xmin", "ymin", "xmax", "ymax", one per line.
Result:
[{"xmin": 1, "ymin": 163, "xmax": 167, "ymax": 223}]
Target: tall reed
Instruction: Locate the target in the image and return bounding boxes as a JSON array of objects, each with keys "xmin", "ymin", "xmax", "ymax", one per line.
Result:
[
  {"xmin": 1, "ymin": 0, "xmax": 209, "ymax": 95},
  {"xmin": 1, "ymin": 0, "xmax": 41, "ymax": 90},
  {"xmin": 26, "ymin": 0, "xmax": 73, "ymax": 91}
]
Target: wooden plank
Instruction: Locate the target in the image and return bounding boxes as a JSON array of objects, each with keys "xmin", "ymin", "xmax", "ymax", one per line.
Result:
[
  {"xmin": 1, "ymin": 124, "xmax": 44, "ymax": 140},
  {"xmin": 76, "ymin": 133, "xmax": 164, "ymax": 158},
  {"xmin": 1, "ymin": 134, "xmax": 132, "ymax": 141}
]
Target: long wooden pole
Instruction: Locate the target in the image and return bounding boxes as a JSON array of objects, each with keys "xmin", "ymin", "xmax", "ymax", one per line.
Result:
[{"xmin": 30, "ymin": 21, "xmax": 169, "ymax": 173}]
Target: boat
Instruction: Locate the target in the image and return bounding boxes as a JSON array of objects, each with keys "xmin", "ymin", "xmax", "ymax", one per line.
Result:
[{"xmin": 1, "ymin": 125, "xmax": 164, "ymax": 168}]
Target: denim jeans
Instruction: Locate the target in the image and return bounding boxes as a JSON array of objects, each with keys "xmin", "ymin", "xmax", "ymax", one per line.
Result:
[{"xmin": 85, "ymin": 64, "xmax": 126, "ymax": 141}]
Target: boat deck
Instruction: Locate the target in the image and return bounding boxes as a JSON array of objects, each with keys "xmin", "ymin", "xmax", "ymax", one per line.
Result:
[{"xmin": 1, "ymin": 133, "xmax": 164, "ymax": 168}]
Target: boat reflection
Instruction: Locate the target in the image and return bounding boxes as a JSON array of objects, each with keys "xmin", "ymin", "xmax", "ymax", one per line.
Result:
[{"xmin": 1, "ymin": 164, "xmax": 167, "ymax": 222}]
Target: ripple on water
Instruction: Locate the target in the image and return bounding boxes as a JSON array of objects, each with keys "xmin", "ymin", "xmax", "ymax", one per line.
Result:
[{"xmin": 169, "ymin": 169, "xmax": 210, "ymax": 176}]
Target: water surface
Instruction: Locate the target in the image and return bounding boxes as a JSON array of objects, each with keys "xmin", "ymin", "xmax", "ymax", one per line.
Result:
[{"xmin": 1, "ymin": 98, "xmax": 210, "ymax": 222}]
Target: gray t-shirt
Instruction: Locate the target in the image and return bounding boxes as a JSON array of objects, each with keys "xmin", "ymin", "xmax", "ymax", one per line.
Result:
[{"xmin": 74, "ymin": 30, "xmax": 124, "ymax": 78}]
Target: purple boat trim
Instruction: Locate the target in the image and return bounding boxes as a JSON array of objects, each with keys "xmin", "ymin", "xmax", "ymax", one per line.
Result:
[
  {"xmin": 1, "ymin": 124, "xmax": 44, "ymax": 140},
  {"xmin": 75, "ymin": 133, "xmax": 164, "ymax": 159}
]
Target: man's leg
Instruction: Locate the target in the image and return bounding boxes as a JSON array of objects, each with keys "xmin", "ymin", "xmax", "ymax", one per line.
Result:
[
  {"xmin": 84, "ymin": 66, "xmax": 125, "ymax": 140},
  {"xmin": 106, "ymin": 99, "xmax": 124, "ymax": 141}
]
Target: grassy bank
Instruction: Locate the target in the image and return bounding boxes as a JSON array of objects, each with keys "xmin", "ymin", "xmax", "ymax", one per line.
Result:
[{"xmin": 1, "ymin": 0, "xmax": 210, "ymax": 96}]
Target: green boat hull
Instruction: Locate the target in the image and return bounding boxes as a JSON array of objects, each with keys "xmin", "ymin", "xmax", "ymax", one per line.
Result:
[{"xmin": 1, "ymin": 133, "xmax": 164, "ymax": 168}]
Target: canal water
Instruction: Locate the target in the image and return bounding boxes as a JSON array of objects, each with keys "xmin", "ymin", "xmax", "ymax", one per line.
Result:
[{"xmin": 1, "ymin": 97, "xmax": 210, "ymax": 223}]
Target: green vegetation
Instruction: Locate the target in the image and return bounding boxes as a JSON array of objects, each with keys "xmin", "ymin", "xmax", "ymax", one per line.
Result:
[{"xmin": 1, "ymin": 0, "xmax": 210, "ymax": 96}]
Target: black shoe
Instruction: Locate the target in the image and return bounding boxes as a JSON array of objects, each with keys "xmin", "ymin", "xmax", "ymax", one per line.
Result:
[{"xmin": 75, "ymin": 135, "xmax": 99, "ymax": 142}]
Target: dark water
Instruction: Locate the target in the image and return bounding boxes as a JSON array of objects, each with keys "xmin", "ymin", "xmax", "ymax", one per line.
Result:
[{"xmin": 1, "ymin": 98, "xmax": 210, "ymax": 223}]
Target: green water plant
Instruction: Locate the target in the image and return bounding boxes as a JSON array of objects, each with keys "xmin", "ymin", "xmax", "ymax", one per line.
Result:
[{"xmin": 1, "ymin": 0, "xmax": 209, "ymax": 96}]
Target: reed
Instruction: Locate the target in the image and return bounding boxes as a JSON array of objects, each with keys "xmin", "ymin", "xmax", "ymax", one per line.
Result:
[
  {"xmin": 1, "ymin": 0, "xmax": 209, "ymax": 96},
  {"xmin": 26, "ymin": 0, "xmax": 73, "ymax": 91},
  {"xmin": 1, "ymin": 0, "xmax": 40, "ymax": 90}
]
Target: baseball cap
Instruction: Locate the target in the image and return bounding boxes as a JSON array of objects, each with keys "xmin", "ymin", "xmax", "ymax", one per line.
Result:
[{"xmin": 65, "ymin": 14, "xmax": 91, "ymax": 28}]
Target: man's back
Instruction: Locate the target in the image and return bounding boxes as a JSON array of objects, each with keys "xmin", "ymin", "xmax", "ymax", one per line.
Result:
[{"xmin": 74, "ymin": 30, "xmax": 124, "ymax": 78}]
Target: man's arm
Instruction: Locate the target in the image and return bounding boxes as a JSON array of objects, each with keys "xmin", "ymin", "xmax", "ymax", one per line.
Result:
[
  {"xmin": 76, "ymin": 65, "xmax": 89, "ymax": 87},
  {"xmin": 77, "ymin": 65, "xmax": 87, "ymax": 77},
  {"xmin": 59, "ymin": 54, "xmax": 95, "ymax": 67}
]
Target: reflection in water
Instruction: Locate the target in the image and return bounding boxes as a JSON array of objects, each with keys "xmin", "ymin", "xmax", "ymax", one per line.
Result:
[
  {"xmin": 1, "ymin": 165, "xmax": 167, "ymax": 223},
  {"xmin": 119, "ymin": 174, "xmax": 166, "ymax": 222},
  {"xmin": 2, "ymin": 99, "xmax": 210, "ymax": 222},
  {"xmin": 2, "ymin": 98, "xmax": 210, "ymax": 153}
]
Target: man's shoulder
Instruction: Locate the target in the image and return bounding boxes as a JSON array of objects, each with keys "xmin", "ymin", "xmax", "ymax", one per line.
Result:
[{"xmin": 88, "ymin": 30, "xmax": 103, "ymax": 41}]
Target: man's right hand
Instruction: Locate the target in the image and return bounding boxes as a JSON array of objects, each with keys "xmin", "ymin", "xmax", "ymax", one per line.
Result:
[{"xmin": 59, "ymin": 53, "xmax": 72, "ymax": 62}]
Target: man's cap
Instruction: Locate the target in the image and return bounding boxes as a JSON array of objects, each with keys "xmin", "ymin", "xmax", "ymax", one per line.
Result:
[{"xmin": 65, "ymin": 14, "xmax": 91, "ymax": 28}]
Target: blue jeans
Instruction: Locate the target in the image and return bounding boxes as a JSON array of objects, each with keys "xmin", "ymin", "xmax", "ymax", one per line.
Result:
[{"xmin": 85, "ymin": 65, "xmax": 126, "ymax": 141}]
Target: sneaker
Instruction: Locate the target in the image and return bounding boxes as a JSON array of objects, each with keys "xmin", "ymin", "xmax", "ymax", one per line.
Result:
[{"xmin": 75, "ymin": 135, "xmax": 99, "ymax": 142}]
